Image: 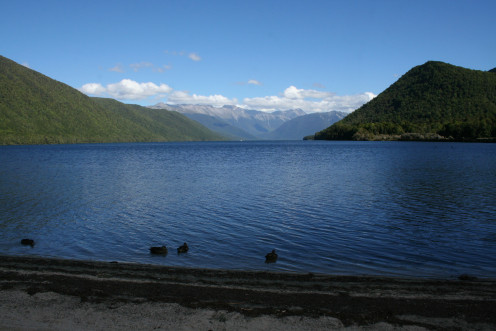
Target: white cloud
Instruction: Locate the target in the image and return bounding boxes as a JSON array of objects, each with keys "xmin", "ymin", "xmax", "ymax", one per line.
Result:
[
  {"xmin": 110, "ymin": 62, "xmax": 170, "ymax": 73},
  {"xmin": 282, "ymin": 86, "xmax": 332, "ymax": 100},
  {"xmin": 130, "ymin": 62, "xmax": 153, "ymax": 72},
  {"xmin": 154, "ymin": 64, "xmax": 172, "ymax": 73},
  {"xmin": 22, "ymin": 62, "xmax": 30, "ymax": 68},
  {"xmin": 188, "ymin": 53, "xmax": 201, "ymax": 61},
  {"xmin": 243, "ymin": 87, "xmax": 375, "ymax": 113},
  {"xmin": 109, "ymin": 64, "xmax": 124, "ymax": 73},
  {"xmin": 80, "ymin": 79, "xmax": 172, "ymax": 100},
  {"xmin": 247, "ymin": 79, "xmax": 262, "ymax": 86},
  {"xmin": 235, "ymin": 79, "xmax": 262, "ymax": 86},
  {"xmin": 164, "ymin": 50, "xmax": 183, "ymax": 56},
  {"xmin": 80, "ymin": 83, "xmax": 106, "ymax": 95},
  {"xmin": 164, "ymin": 50, "xmax": 202, "ymax": 62},
  {"xmin": 80, "ymin": 78, "xmax": 374, "ymax": 113},
  {"xmin": 168, "ymin": 90, "xmax": 237, "ymax": 107}
]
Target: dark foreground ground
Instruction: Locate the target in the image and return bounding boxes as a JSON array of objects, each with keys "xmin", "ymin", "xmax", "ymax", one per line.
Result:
[{"xmin": 1, "ymin": 255, "xmax": 495, "ymax": 330}]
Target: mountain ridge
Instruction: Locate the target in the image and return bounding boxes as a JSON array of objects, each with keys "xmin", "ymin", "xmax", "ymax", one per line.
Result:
[
  {"xmin": 0, "ymin": 55, "xmax": 224, "ymax": 144},
  {"xmin": 261, "ymin": 111, "xmax": 347, "ymax": 140},
  {"xmin": 313, "ymin": 61, "xmax": 496, "ymax": 141},
  {"xmin": 150, "ymin": 103, "xmax": 306, "ymax": 139},
  {"xmin": 150, "ymin": 103, "xmax": 345, "ymax": 140}
]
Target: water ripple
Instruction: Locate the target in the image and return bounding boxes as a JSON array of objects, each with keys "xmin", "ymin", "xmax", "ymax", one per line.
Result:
[{"xmin": 0, "ymin": 141, "xmax": 495, "ymax": 277}]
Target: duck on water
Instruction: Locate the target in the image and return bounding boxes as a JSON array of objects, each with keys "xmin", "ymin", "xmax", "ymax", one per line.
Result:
[
  {"xmin": 21, "ymin": 239, "xmax": 35, "ymax": 247},
  {"xmin": 265, "ymin": 249, "xmax": 278, "ymax": 263},
  {"xmin": 177, "ymin": 243, "xmax": 189, "ymax": 254},
  {"xmin": 150, "ymin": 246, "xmax": 168, "ymax": 255}
]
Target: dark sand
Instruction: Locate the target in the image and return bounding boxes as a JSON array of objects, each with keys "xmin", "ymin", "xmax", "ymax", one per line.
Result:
[{"xmin": 1, "ymin": 255, "xmax": 495, "ymax": 330}]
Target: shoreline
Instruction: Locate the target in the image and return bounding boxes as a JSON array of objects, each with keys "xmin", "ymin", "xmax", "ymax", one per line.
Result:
[{"xmin": 1, "ymin": 255, "xmax": 496, "ymax": 330}]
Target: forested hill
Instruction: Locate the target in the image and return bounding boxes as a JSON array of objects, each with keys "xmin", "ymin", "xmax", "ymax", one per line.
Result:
[
  {"xmin": 0, "ymin": 55, "xmax": 224, "ymax": 145},
  {"xmin": 313, "ymin": 61, "xmax": 496, "ymax": 141}
]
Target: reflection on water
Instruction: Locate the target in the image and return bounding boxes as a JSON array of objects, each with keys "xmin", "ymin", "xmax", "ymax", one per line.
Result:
[{"xmin": 0, "ymin": 141, "xmax": 495, "ymax": 278}]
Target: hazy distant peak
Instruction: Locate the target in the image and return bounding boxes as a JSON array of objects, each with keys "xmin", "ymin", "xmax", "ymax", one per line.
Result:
[
  {"xmin": 261, "ymin": 110, "xmax": 348, "ymax": 140},
  {"xmin": 150, "ymin": 103, "xmax": 305, "ymax": 118},
  {"xmin": 150, "ymin": 102, "xmax": 170, "ymax": 109},
  {"xmin": 149, "ymin": 103, "xmax": 314, "ymax": 139}
]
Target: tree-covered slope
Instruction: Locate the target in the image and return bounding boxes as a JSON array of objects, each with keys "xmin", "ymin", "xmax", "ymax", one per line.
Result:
[
  {"xmin": 0, "ymin": 55, "xmax": 223, "ymax": 144},
  {"xmin": 314, "ymin": 61, "xmax": 496, "ymax": 141},
  {"xmin": 91, "ymin": 98, "xmax": 225, "ymax": 142}
]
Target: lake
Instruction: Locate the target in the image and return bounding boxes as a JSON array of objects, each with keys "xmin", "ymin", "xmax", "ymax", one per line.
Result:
[{"xmin": 0, "ymin": 141, "xmax": 495, "ymax": 278}]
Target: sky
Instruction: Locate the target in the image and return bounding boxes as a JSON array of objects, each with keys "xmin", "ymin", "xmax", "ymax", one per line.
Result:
[{"xmin": 1, "ymin": 0, "xmax": 495, "ymax": 113}]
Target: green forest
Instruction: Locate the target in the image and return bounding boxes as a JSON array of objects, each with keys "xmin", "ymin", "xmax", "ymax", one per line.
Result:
[
  {"xmin": 313, "ymin": 61, "xmax": 496, "ymax": 141},
  {"xmin": 0, "ymin": 55, "xmax": 224, "ymax": 145}
]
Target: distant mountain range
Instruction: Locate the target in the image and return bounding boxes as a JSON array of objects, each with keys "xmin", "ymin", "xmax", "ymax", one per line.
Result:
[
  {"xmin": 260, "ymin": 111, "xmax": 347, "ymax": 140},
  {"xmin": 313, "ymin": 61, "xmax": 496, "ymax": 141},
  {"xmin": 0, "ymin": 55, "xmax": 223, "ymax": 145},
  {"xmin": 150, "ymin": 103, "xmax": 346, "ymax": 140}
]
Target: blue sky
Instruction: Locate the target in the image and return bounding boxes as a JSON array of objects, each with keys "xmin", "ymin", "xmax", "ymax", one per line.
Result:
[{"xmin": 1, "ymin": 0, "xmax": 495, "ymax": 113}]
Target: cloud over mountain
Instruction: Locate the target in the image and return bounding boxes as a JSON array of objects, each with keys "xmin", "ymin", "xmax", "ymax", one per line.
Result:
[
  {"xmin": 80, "ymin": 79, "xmax": 172, "ymax": 100},
  {"xmin": 80, "ymin": 83, "xmax": 106, "ymax": 95},
  {"xmin": 80, "ymin": 80, "xmax": 374, "ymax": 113},
  {"xmin": 243, "ymin": 87, "xmax": 375, "ymax": 113},
  {"xmin": 168, "ymin": 91, "xmax": 238, "ymax": 107}
]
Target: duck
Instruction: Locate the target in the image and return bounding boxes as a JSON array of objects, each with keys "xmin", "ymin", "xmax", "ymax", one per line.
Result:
[
  {"xmin": 265, "ymin": 249, "xmax": 278, "ymax": 263},
  {"xmin": 150, "ymin": 246, "xmax": 168, "ymax": 255},
  {"xmin": 177, "ymin": 243, "xmax": 189, "ymax": 254},
  {"xmin": 21, "ymin": 239, "xmax": 35, "ymax": 247}
]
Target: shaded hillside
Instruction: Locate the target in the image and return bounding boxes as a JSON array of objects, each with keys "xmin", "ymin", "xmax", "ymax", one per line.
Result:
[
  {"xmin": 261, "ymin": 111, "xmax": 347, "ymax": 140},
  {"xmin": 174, "ymin": 112, "xmax": 257, "ymax": 140},
  {"xmin": 314, "ymin": 61, "xmax": 496, "ymax": 141},
  {"xmin": 0, "ymin": 55, "xmax": 223, "ymax": 145}
]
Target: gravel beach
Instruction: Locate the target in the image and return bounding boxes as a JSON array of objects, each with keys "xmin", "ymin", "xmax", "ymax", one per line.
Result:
[{"xmin": 1, "ymin": 255, "xmax": 495, "ymax": 330}]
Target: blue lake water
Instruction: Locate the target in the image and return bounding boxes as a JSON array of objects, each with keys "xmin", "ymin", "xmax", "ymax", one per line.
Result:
[{"xmin": 1, "ymin": 141, "xmax": 495, "ymax": 278}]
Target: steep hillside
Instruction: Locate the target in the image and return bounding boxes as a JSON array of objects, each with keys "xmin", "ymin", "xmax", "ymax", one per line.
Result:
[
  {"xmin": 91, "ymin": 98, "xmax": 226, "ymax": 142},
  {"xmin": 314, "ymin": 61, "xmax": 496, "ymax": 141},
  {"xmin": 261, "ymin": 111, "xmax": 347, "ymax": 140},
  {"xmin": 0, "ymin": 55, "xmax": 223, "ymax": 144}
]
